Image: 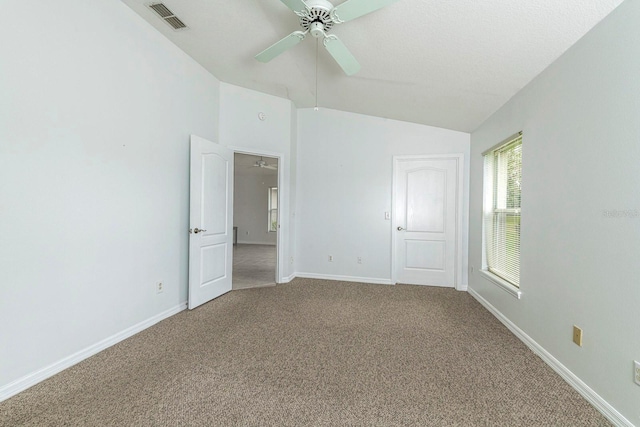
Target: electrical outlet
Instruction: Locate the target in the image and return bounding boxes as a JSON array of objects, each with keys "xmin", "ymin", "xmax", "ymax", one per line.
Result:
[
  {"xmin": 357, "ymin": 257, "xmax": 362, "ymax": 264},
  {"xmin": 156, "ymin": 282, "xmax": 164, "ymax": 294},
  {"xmin": 634, "ymin": 360, "xmax": 640, "ymax": 386},
  {"xmin": 470, "ymin": 265, "xmax": 474, "ymax": 274},
  {"xmin": 290, "ymin": 256, "xmax": 294, "ymax": 264},
  {"xmin": 328, "ymin": 255, "xmax": 333, "ymax": 262},
  {"xmin": 572, "ymin": 325, "xmax": 583, "ymax": 347}
]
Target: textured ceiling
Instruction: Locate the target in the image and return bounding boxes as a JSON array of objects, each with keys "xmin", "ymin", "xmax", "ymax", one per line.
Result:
[{"xmin": 121, "ymin": 0, "xmax": 623, "ymax": 132}]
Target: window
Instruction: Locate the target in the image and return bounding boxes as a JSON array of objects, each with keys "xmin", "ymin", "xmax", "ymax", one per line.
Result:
[
  {"xmin": 483, "ymin": 133, "xmax": 522, "ymax": 290},
  {"xmin": 268, "ymin": 187, "xmax": 278, "ymax": 232}
]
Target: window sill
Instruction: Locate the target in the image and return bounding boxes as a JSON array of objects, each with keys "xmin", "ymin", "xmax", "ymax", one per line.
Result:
[{"xmin": 479, "ymin": 270, "xmax": 522, "ymax": 299}]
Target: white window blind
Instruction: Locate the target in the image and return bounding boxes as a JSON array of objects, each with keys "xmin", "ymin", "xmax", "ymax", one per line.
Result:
[
  {"xmin": 268, "ymin": 187, "xmax": 278, "ymax": 232},
  {"xmin": 483, "ymin": 134, "xmax": 522, "ymax": 287}
]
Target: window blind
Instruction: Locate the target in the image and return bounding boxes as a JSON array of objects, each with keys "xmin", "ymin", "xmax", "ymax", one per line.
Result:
[
  {"xmin": 268, "ymin": 187, "xmax": 278, "ymax": 232},
  {"xmin": 483, "ymin": 135, "xmax": 522, "ymax": 287}
]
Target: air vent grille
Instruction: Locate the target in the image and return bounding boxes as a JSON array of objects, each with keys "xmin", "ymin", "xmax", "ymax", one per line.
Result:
[
  {"xmin": 149, "ymin": 3, "xmax": 172, "ymax": 18},
  {"xmin": 146, "ymin": 3, "xmax": 188, "ymax": 31},
  {"xmin": 164, "ymin": 16, "xmax": 187, "ymax": 30}
]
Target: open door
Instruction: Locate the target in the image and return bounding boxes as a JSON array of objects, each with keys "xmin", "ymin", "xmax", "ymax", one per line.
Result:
[{"xmin": 188, "ymin": 135, "xmax": 233, "ymax": 309}]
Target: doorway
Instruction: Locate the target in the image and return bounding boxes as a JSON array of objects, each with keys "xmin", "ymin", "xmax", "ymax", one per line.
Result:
[{"xmin": 232, "ymin": 153, "xmax": 279, "ymax": 289}]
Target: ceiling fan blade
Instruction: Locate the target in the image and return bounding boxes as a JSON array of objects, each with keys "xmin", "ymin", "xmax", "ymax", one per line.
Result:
[
  {"xmin": 279, "ymin": 0, "xmax": 308, "ymax": 14},
  {"xmin": 331, "ymin": 0, "xmax": 399, "ymax": 23},
  {"xmin": 323, "ymin": 35, "xmax": 361, "ymax": 76},
  {"xmin": 255, "ymin": 31, "xmax": 307, "ymax": 63}
]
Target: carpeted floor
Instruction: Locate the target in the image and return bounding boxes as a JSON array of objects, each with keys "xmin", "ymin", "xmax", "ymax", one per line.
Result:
[{"xmin": 0, "ymin": 279, "xmax": 610, "ymax": 426}]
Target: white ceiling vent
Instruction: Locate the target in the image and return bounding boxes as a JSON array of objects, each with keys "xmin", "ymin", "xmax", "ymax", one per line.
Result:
[{"xmin": 146, "ymin": 3, "xmax": 188, "ymax": 31}]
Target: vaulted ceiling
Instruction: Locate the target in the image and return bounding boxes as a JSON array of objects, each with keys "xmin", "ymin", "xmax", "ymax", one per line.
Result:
[{"xmin": 121, "ymin": 0, "xmax": 623, "ymax": 132}]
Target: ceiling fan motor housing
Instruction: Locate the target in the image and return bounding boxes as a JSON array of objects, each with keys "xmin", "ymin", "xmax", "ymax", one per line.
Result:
[{"xmin": 299, "ymin": 0, "xmax": 334, "ymax": 37}]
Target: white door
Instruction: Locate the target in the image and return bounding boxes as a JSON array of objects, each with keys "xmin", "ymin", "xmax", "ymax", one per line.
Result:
[
  {"xmin": 394, "ymin": 157, "xmax": 458, "ymax": 287},
  {"xmin": 188, "ymin": 135, "xmax": 233, "ymax": 309}
]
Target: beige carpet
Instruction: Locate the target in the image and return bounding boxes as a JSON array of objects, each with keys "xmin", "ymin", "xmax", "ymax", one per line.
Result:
[{"xmin": 0, "ymin": 279, "xmax": 610, "ymax": 426}]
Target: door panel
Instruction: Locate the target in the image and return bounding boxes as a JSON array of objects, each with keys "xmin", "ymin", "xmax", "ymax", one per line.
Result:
[
  {"xmin": 394, "ymin": 158, "xmax": 458, "ymax": 287},
  {"xmin": 407, "ymin": 168, "xmax": 446, "ymax": 232},
  {"xmin": 405, "ymin": 240, "xmax": 445, "ymax": 270},
  {"xmin": 189, "ymin": 135, "xmax": 233, "ymax": 309},
  {"xmin": 202, "ymin": 153, "xmax": 228, "ymax": 235},
  {"xmin": 201, "ymin": 243, "xmax": 227, "ymax": 283}
]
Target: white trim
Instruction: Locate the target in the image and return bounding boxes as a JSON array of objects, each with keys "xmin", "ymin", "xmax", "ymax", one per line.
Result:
[
  {"xmin": 479, "ymin": 269, "xmax": 522, "ymax": 299},
  {"xmin": 391, "ymin": 154, "xmax": 466, "ymax": 291},
  {"xmin": 0, "ymin": 302, "xmax": 188, "ymax": 403},
  {"xmin": 468, "ymin": 288, "xmax": 633, "ymax": 427},
  {"xmin": 228, "ymin": 146, "xmax": 286, "ymax": 285},
  {"xmin": 279, "ymin": 274, "xmax": 296, "ymax": 284},
  {"xmin": 295, "ymin": 272, "xmax": 394, "ymax": 285}
]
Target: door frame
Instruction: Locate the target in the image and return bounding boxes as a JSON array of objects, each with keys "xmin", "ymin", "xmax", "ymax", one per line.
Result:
[
  {"xmin": 229, "ymin": 146, "xmax": 285, "ymax": 284},
  {"xmin": 391, "ymin": 154, "xmax": 466, "ymax": 290}
]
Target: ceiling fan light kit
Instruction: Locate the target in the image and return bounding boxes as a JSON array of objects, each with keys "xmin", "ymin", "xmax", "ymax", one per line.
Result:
[{"xmin": 255, "ymin": 0, "xmax": 398, "ymax": 76}]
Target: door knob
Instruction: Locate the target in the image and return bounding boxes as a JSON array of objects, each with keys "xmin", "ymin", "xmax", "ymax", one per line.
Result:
[
  {"xmin": 193, "ymin": 227, "xmax": 207, "ymax": 234},
  {"xmin": 397, "ymin": 226, "xmax": 405, "ymax": 231}
]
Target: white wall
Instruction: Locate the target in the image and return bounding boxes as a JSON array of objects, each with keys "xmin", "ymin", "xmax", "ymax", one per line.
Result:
[
  {"xmin": 0, "ymin": 0, "xmax": 220, "ymax": 396},
  {"xmin": 296, "ymin": 108, "xmax": 470, "ymax": 284},
  {"xmin": 468, "ymin": 1, "xmax": 640, "ymax": 424},
  {"xmin": 234, "ymin": 171, "xmax": 278, "ymax": 245},
  {"xmin": 219, "ymin": 83, "xmax": 295, "ymax": 279}
]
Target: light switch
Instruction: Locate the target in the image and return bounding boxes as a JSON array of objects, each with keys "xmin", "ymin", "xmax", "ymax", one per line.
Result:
[{"xmin": 385, "ymin": 212, "xmax": 391, "ymax": 220}]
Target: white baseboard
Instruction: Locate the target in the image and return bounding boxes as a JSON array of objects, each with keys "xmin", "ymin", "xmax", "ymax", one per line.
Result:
[
  {"xmin": 467, "ymin": 288, "xmax": 633, "ymax": 427},
  {"xmin": 279, "ymin": 274, "xmax": 296, "ymax": 283},
  {"xmin": 0, "ymin": 302, "xmax": 188, "ymax": 403},
  {"xmin": 295, "ymin": 272, "xmax": 394, "ymax": 285}
]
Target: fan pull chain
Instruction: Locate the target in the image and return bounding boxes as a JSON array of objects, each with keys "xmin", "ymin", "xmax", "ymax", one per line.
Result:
[{"xmin": 315, "ymin": 38, "xmax": 319, "ymax": 111}]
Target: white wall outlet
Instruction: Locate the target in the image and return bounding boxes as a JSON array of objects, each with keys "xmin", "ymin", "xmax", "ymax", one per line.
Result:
[
  {"xmin": 634, "ymin": 360, "xmax": 640, "ymax": 386},
  {"xmin": 470, "ymin": 265, "xmax": 474, "ymax": 274},
  {"xmin": 156, "ymin": 282, "xmax": 163, "ymax": 294},
  {"xmin": 290, "ymin": 256, "xmax": 294, "ymax": 264},
  {"xmin": 384, "ymin": 212, "xmax": 391, "ymax": 220},
  {"xmin": 357, "ymin": 257, "xmax": 362, "ymax": 264},
  {"xmin": 328, "ymin": 255, "xmax": 333, "ymax": 262}
]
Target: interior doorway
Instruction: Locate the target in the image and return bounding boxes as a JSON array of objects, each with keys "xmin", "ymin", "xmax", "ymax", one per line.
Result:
[{"xmin": 232, "ymin": 153, "xmax": 279, "ymax": 289}]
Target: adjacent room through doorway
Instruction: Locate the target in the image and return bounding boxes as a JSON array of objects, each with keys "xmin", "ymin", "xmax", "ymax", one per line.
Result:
[{"xmin": 232, "ymin": 153, "xmax": 279, "ymax": 289}]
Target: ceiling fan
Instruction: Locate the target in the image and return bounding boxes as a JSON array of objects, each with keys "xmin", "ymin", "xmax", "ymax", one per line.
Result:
[
  {"xmin": 253, "ymin": 157, "xmax": 278, "ymax": 170},
  {"xmin": 255, "ymin": 0, "xmax": 399, "ymax": 76}
]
